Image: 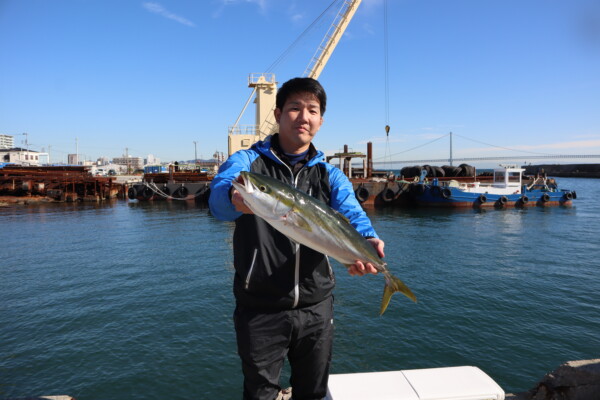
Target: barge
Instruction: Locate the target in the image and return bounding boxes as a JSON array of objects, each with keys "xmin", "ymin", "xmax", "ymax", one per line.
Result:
[
  {"xmin": 127, "ymin": 166, "xmax": 212, "ymax": 203},
  {"xmin": 0, "ymin": 165, "xmax": 120, "ymax": 203}
]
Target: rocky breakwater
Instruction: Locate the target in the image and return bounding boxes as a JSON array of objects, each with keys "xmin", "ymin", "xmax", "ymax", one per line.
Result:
[{"xmin": 508, "ymin": 359, "xmax": 600, "ymax": 400}]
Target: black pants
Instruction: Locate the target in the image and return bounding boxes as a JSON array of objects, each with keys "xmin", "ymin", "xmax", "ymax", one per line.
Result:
[{"xmin": 234, "ymin": 296, "xmax": 334, "ymax": 400}]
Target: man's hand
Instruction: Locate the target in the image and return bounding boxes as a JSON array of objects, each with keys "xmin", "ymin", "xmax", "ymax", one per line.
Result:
[
  {"xmin": 347, "ymin": 238, "xmax": 384, "ymax": 276},
  {"xmin": 231, "ymin": 188, "xmax": 254, "ymax": 214}
]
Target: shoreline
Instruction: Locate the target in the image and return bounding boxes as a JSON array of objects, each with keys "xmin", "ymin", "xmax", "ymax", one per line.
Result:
[{"xmin": 523, "ymin": 163, "xmax": 600, "ymax": 178}]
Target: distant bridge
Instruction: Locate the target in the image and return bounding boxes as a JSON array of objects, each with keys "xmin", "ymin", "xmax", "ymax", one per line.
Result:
[
  {"xmin": 367, "ymin": 132, "xmax": 600, "ymax": 166},
  {"xmin": 372, "ymin": 154, "xmax": 600, "ymax": 166}
]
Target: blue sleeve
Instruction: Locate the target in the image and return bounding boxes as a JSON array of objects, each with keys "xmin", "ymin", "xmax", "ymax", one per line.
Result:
[
  {"xmin": 326, "ymin": 164, "xmax": 379, "ymax": 239},
  {"xmin": 208, "ymin": 150, "xmax": 257, "ymax": 221}
]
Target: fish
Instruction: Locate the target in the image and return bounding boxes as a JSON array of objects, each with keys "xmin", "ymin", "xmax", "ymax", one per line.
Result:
[{"xmin": 231, "ymin": 171, "xmax": 416, "ymax": 315}]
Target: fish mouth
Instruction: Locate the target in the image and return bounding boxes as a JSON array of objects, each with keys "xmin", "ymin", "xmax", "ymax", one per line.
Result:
[{"xmin": 232, "ymin": 172, "xmax": 253, "ymax": 194}]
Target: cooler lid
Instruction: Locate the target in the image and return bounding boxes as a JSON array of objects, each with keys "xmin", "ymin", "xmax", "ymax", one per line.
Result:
[
  {"xmin": 325, "ymin": 370, "xmax": 419, "ymax": 400},
  {"xmin": 326, "ymin": 366, "xmax": 505, "ymax": 400},
  {"xmin": 401, "ymin": 366, "xmax": 505, "ymax": 400}
]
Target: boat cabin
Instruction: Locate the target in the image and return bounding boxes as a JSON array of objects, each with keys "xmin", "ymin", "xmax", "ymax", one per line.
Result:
[
  {"xmin": 492, "ymin": 164, "xmax": 524, "ymax": 189},
  {"xmin": 451, "ymin": 164, "xmax": 525, "ymax": 195}
]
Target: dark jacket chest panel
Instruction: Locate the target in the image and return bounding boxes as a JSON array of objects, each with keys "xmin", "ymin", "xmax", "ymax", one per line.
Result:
[{"xmin": 232, "ymin": 154, "xmax": 335, "ymax": 310}]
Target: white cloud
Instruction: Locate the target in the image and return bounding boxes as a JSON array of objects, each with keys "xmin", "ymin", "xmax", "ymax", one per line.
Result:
[
  {"xmin": 361, "ymin": 0, "xmax": 384, "ymax": 10},
  {"xmin": 291, "ymin": 13, "xmax": 304, "ymax": 24},
  {"xmin": 143, "ymin": 2, "xmax": 195, "ymax": 27},
  {"xmin": 362, "ymin": 22, "xmax": 375, "ymax": 36},
  {"xmin": 253, "ymin": 0, "xmax": 268, "ymax": 13},
  {"xmin": 214, "ymin": 0, "xmax": 268, "ymax": 15}
]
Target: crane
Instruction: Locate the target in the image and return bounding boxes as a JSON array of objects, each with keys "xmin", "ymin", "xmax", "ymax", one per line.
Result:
[{"xmin": 227, "ymin": 0, "xmax": 363, "ymax": 156}]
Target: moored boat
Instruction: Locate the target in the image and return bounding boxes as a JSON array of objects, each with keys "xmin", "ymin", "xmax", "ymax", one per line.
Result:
[{"xmin": 410, "ymin": 164, "xmax": 576, "ymax": 208}]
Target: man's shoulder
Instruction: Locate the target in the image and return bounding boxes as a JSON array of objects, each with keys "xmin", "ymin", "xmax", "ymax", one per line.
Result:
[
  {"xmin": 228, "ymin": 146, "xmax": 264, "ymax": 166},
  {"xmin": 317, "ymin": 161, "xmax": 346, "ymax": 181}
]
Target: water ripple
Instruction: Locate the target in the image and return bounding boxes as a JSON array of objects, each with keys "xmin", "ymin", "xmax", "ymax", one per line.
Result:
[{"xmin": 1, "ymin": 178, "xmax": 599, "ymax": 398}]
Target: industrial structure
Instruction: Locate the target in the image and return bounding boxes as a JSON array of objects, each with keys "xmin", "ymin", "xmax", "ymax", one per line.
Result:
[{"xmin": 227, "ymin": 0, "xmax": 362, "ymax": 155}]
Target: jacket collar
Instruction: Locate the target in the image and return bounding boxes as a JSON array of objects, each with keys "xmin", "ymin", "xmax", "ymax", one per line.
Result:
[{"xmin": 253, "ymin": 134, "xmax": 324, "ymax": 167}]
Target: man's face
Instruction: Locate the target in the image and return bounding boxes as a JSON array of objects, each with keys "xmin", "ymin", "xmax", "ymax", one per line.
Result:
[{"xmin": 274, "ymin": 92, "xmax": 323, "ymax": 154}]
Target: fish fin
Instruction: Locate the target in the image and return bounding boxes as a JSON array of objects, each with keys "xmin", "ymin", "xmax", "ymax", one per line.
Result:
[
  {"xmin": 380, "ymin": 275, "xmax": 417, "ymax": 316},
  {"xmin": 331, "ymin": 208, "xmax": 350, "ymax": 224},
  {"xmin": 284, "ymin": 209, "xmax": 312, "ymax": 232}
]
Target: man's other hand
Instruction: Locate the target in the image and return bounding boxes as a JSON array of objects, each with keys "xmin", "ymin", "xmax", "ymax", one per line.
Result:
[
  {"xmin": 348, "ymin": 238, "xmax": 384, "ymax": 276},
  {"xmin": 231, "ymin": 188, "xmax": 254, "ymax": 214}
]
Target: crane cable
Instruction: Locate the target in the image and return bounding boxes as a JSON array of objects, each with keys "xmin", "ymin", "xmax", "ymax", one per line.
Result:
[
  {"xmin": 383, "ymin": 0, "xmax": 392, "ymax": 173},
  {"xmin": 264, "ymin": 0, "xmax": 340, "ymax": 73}
]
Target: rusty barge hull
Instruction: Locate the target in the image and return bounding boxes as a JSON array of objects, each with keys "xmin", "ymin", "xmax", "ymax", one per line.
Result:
[
  {"xmin": 349, "ymin": 175, "xmax": 572, "ymax": 209},
  {"xmin": 0, "ymin": 166, "xmax": 120, "ymax": 203},
  {"xmin": 351, "ymin": 179, "xmax": 412, "ymax": 207},
  {"xmin": 350, "ymin": 176, "xmax": 497, "ymax": 208}
]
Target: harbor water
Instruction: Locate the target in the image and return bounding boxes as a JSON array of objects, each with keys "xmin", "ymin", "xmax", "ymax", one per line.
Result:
[{"xmin": 1, "ymin": 177, "xmax": 598, "ymax": 399}]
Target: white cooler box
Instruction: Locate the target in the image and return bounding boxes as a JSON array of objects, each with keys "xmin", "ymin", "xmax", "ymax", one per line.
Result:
[{"xmin": 325, "ymin": 366, "xmax": 505, "ymax": 400}]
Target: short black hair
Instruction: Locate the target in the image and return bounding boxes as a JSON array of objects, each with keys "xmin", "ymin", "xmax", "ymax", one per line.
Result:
[{"xmin": 275, "ymin": 77, "xmax": 327, "ymax": 115}]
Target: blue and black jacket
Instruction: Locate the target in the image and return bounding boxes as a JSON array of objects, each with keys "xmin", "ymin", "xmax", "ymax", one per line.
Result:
[{"xmin": 209, "ymin": 134, "xmax": 378, "ymax": 310}]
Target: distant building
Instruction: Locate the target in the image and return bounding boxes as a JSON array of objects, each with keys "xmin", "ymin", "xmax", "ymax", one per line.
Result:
[
  {"xmin": 0, "ymin": 135, "xmax": 14, "ymax": 149},
  {"xmin": 113, "ymin": 155, "xmax": 143, "ymax": 172},
  {"xmin": 145, "ymin": 154, "xmax": 160, "ymax": 165},
  {"xmin": 68, "ymin": 154, "xmax": 79, "ymax": 165},
  {"xmin": 104, "ymin": 163, "xmax": 126, "ymax": 174},
  {"xmin": 38, "ymin": 153, "xmax": 50, "ymax": 165},
  {"xmin": 0, "ymin": 147, "xmax": 41, "ymax": 166}
]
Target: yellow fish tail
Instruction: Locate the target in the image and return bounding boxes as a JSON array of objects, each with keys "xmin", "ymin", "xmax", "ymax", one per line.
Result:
[{"xmin": 380, "ymin": 274, "xmax": 417, "ymax": 315}]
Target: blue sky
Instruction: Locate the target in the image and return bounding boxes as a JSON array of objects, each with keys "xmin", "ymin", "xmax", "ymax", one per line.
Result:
[{"xmin": 1, "ymin": 0, "xmax": 599, "ymax": 168}]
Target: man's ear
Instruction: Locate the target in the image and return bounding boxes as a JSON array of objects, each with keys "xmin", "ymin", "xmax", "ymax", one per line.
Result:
[{"xmin": 274, "ymin": 108, "xmax": 281, "ymax": 123}]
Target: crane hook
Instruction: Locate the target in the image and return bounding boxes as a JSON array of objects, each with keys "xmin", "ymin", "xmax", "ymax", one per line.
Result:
[{"xmin": 385, "ymin": 125, "xmax": 390, "ymax": 137}]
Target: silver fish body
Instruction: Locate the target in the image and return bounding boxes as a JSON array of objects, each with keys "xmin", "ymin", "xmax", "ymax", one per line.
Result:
[{"xmin": 231, "ymin": 171, "xmax": 416, "ymax": 315}]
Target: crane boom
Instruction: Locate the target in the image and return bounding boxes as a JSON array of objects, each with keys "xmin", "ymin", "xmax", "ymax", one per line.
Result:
[
  {"xmin": 304, "ymin": 0, "xmax": 363, "ymax": 79},
  {"xmin": 227, "ymin": 0, "xmax": 362, "ymax": 155}
]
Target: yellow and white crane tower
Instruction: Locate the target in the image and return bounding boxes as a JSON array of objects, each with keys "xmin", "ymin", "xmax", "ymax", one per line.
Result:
[{"xmin": 227, "ymin": 0, "xmax": 362, "ymax": 156}]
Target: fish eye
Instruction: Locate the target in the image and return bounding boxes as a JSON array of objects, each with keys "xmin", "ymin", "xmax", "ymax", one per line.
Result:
[{"xmin": 259, "ymin": 185, "xmax": 267, "ymax": 192}]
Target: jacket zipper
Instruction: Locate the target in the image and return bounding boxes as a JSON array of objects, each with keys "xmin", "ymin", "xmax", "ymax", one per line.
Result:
[
  {"xmin": 325, "ymin": 256, "xmax": 335, "ymax": 284},
  {"xmin": 292, "ymin": 243, "xmax": 301, "ymax": 308},
  {"xmin": 269, "ymin": 149, "xmax": 306, "ymax": 308},
  {"xmin": 245, "ymin": 248, "xmax": 258, "ymax": 290}
]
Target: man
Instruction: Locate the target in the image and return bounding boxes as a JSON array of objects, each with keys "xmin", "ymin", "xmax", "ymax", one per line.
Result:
[{"xmin": 209, "ymin": 77, "xmax": 382, "ymax": 400}]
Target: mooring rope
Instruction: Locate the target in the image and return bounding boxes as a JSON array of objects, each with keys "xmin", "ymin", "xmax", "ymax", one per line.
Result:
[{"xmin": 143, "ymin": 182, "xmax": 208, "ymax": 201}]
